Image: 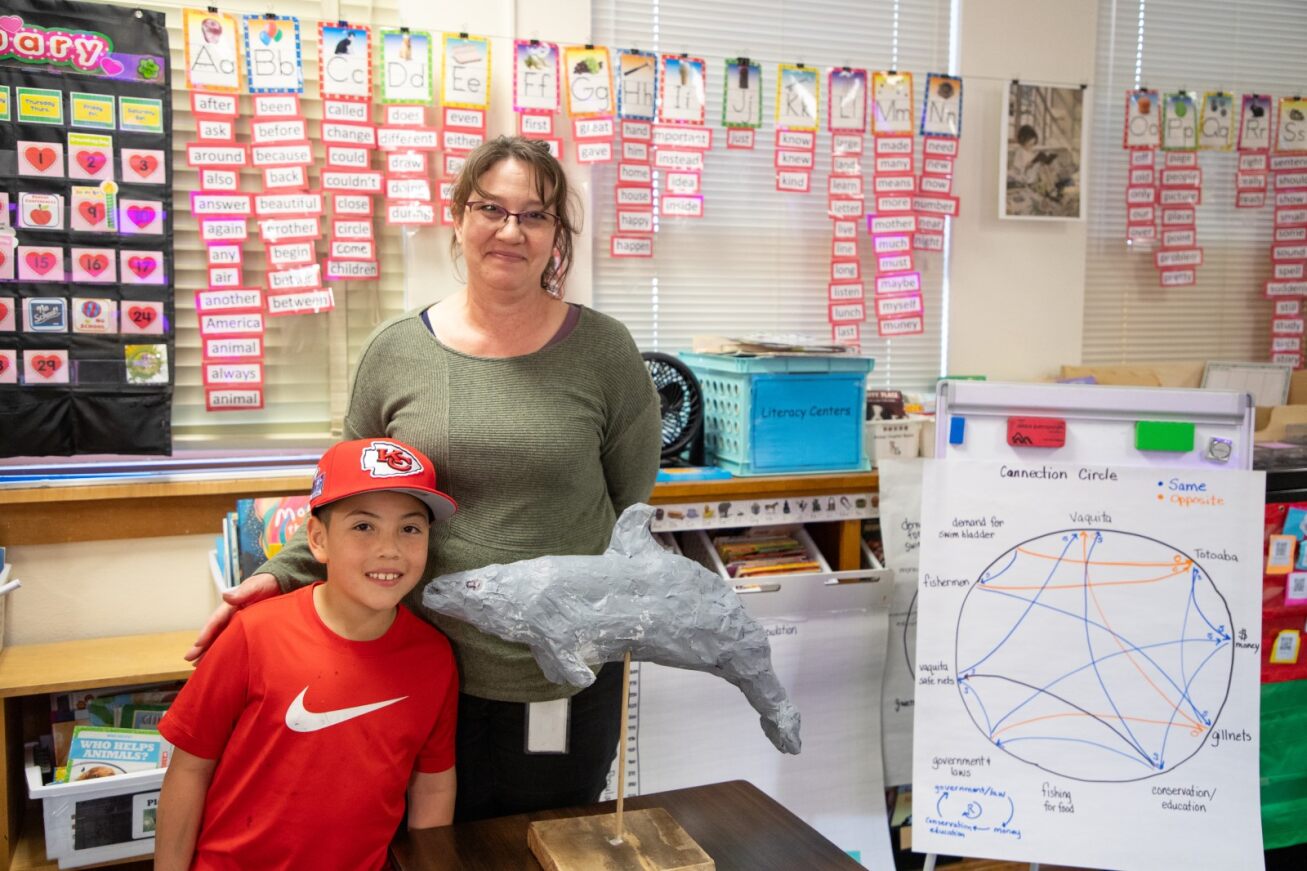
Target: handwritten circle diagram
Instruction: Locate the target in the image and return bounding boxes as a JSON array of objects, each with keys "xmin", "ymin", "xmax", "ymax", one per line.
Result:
[{"xmin": 955, "ymin": 529, "xmax": 1234, "ymax": 782}]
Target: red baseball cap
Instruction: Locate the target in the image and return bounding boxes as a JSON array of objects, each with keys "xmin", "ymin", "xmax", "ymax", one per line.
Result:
[{"xmin": 309, "ymin": 438, "xmax": 457, "ymax": 521}]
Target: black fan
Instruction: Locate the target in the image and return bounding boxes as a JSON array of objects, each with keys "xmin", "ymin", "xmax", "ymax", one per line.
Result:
[{"xmin": 642, "ymin": 352, "xmax": 705, "ymax": 466}]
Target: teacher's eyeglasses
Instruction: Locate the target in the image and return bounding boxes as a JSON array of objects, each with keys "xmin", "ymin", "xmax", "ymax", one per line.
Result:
[{"xmin": 465, "ymin": 201, "xmax": 559, "ymax": 233}]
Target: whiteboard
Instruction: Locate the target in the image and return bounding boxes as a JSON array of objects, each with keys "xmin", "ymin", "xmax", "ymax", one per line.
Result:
[{"xmin": 934, "ymin": 381, "xmax": 1254, "ymax": 472}]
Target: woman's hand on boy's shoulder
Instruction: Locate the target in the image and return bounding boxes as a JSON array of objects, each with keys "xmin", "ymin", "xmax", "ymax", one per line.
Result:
[{"xmin": 184, "ymin": 573, "xmax": 281, "ymax": 663}]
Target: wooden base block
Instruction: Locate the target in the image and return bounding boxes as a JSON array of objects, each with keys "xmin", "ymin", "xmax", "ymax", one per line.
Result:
[{"xmin": 527, "ymin": 808, "xmax": 714, "ymax": 871}]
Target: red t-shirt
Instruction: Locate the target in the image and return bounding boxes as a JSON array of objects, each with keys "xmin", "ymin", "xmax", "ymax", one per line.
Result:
[{"xmin": 159, "ymin": 584, "xmax": 458, "ymax": 871}]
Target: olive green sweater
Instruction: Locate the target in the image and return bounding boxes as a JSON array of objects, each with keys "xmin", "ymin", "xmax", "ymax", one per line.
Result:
[{"xmin": 258, "ymin": 306, "xmax": 661, "ymax": 701}]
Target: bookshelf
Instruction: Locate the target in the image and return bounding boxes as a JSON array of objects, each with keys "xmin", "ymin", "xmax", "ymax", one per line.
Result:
[{"xmin": 0, "ymin": 632, "xmax": 195, "ymax": 870}]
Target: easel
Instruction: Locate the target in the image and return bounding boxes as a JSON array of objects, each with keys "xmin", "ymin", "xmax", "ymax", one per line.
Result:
[{"xmin": 918, "ymin": 380, "xmax": 1255, "ymax": 871}]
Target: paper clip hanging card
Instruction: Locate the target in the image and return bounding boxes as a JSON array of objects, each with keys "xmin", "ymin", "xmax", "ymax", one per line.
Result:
[
  {"xmin": 1161, "ymin": 91, "xmax": 1198, "ymax": 151},
  {"xmin": 514, "ymin": 40, "xmax": 560, "ymax": 113},
  {"xmin": 721, "ymin": 58, "xmax": 761, "ymax": 129},
  {"xmin": 776, "ymin": 64, "xmax": 819, "ymax": 131},
  {"xmin": 442, "ymin": 33, "xmax": 490, "ymax": 110},
  {"xmin": 564, "ymin": 45, "xmax": 615, "ymax": 117},
  {"xmin": 242, "ymin": 15, "xmax": 303, "ymax": 94},
  {"xmin": 1123, "ymin": 89, "xmax": 1160, "ymax": 149},
  {"xmin": 920, "ymin": 73, "xmax": 962, "ymax": 137},
  {"xmin": 183, "ymin": 8, "xmax": 241, "ymax": 93},
  {"xmin": 1277, "ymin": 97, "xmax": 1307, "ymax": 153},
  {"xmin": 319, "ymin": 23, "xmax": 371, "ymax": 102},
  {"xmin": 659, "ymin": 55, "xmax": 706, "ymax": 125},
  {"xmin": 872, "ymin": 72, "xmax": 914, "ymax": 136},
  {"xmin": 1239, "ymin": 94, "xmax": 1273, "ymax": 152},
  {"xmin": 1198, "ymin": 92, "xmax": 1234, "ymax": 151},
  {"xmin": 379, "ymin": 29, "xmax": 433, "ymax": 104},
  {"xmin": 618, "ymin": 50, "xmax": 657, "ymax": 121},
  {"xmin": 828, "ymin": 67, "xmax": 867, "ymax": 133}
]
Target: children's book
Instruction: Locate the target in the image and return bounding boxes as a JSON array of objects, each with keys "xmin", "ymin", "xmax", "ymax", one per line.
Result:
[
  {"xmin": 236, "ymin": 496, "xmax": 312, "ymax": 581},
  {"xmin": 62, "ymin": 727, "xmax": 172, "ymax": 783}
]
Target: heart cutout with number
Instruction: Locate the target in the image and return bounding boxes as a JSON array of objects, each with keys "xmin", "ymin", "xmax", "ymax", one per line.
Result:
[
  {"xmin": 75, "ymin": 150, "xmax": 106, "ymax": 174},
  {"xmin": 31, "ymin": 354, "xmax": 62, "ymax": 378},
  {"xmin": 127, "ymin": 256, "xmax": 157, "ymax": 279},
  {"xmin": 78, "ymin": 201, "xmax": 105, "ymax": 225},
  {"xmin": 127, "ymin": 205, "xmax": 156, "ymax": 229},
  {"xmin": 0, "ymin": 300, "xmax": 8, "ymax": 321},
  {"xmin": 0, "ymin": 356, "xmax": 9, "ymax": 376},
  {"xmin": 129, "ymin": 154, "xmax": 159, "ymax": 177},
  {"xmin": 128, "ymin": 305, "xmax": 157, "ymax": 328},
  {"xmin": 79, "ymin": 253, "xmax": 109, "ymax": 276},
  {"xmin": 24, "ymin": 145, "xmax": 56, "ymax": 172},
  {"xmin": 25, "ymin": 251, "xmax": 57, "ymax": 276}
]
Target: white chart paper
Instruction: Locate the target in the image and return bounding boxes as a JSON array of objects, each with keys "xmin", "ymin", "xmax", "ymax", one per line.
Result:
[
  {"xmin": 879, "ymin": 458, "xmax": 923, "ymax": 787},
  {"xmin": 913, "ymin": 460, "xmax": 1265, "ymax": 871},
  {"xmin": 623, "ymin": 575, "xmax": 895, "ymax": 868}
]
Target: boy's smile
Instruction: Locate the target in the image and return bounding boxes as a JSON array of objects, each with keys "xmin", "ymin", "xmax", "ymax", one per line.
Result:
[{"xmin": 306, "ymin": 490, "xmax": 431, "ymax": 639}]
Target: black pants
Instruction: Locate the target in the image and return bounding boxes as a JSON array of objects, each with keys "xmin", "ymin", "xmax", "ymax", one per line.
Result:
[{"xmin": 453, "ymin": 660, "xmax": 624, "ymax": 822}]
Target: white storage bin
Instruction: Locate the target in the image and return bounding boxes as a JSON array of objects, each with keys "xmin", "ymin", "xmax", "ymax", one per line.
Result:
[
  {"xmin": 865, "ymin": 418, "xmax": 923, "ymax": 468},
  {"xmin": 25, "ymin": 746, "xmax": 163, "ymax": 869},
  {"xmin": 678, "ymin": 524, "xmax": 833, "ymax": 585}
]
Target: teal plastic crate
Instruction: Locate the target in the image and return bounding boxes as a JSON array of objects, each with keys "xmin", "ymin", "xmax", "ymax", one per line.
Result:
[{"xmin": 680, "ymin": 352, "xmax": 875, "ymax": 476}]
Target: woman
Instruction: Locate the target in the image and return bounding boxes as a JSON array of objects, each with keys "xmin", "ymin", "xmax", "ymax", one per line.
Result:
[{"xmin": 189, "ymin": 136, "xmax": 661, "ymax": 821}]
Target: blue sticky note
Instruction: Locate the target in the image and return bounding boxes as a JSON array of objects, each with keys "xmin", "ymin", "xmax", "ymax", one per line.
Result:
[{"xmin": 949, "ymin": 416, "xmax": 966, "ymax": 445}]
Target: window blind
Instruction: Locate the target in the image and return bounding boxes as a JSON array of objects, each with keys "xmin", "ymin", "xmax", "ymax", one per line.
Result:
[
  {"xmin": 1083, "ymin": 0, "xmax": 1307, "ymax": 364},
  {"xmin": 121, "ymin": 0, "xmax": 406, "ymax": 450},
  {"xmin": 591, "ymin": 0, "xmax": 952, "ymax": 390}
]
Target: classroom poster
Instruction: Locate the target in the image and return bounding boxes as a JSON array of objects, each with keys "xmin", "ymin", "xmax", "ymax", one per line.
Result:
[
  {"xmin": 378, "ymin": 28, "xmax": 432, "ymax": 104},
  {"xmin": 182, "ymin": 8, "xmax": 240, "ymax": 92},
  {"xmin": 0, "ymin": 0, "xmax": 175, "ymax": 457},
  {"xmin": 873, "ymin": 72, "xmax": 914, "ymax": 136},
  {"xmin": 1124, "ymin": 89, "xmax": 1161, "ymax": 149},
  {"xmin": 441, "ymin": 33, "xmax": 490, "ymax": 110},
  {"xmin": 659, "ymin": 55, "xmax": 706, "ymax": 125},
  {"xmin": 513, "ymin": 40, "xmax": 559, "ymax": 113},
  {"xmin": 1161, "ymin": 90, "xmax": 1199, "ymax": 151},
  {"xmin": 318, "ymin": 23, "xmax": 371, "ymax": 101},
  {"xmin": 618, "ymin": 50, "xmax": 657, "ymax": 120},
  {"xmin": 241, "ymin": 15, "xmax": 303, "ymax": 94},
  {"xmin": 1238, "ymin": 94, "xmax": 1272, "ymax": 152},
  {"xmin": 1198, "ymin": 92, "xmax": 1234, "ymax": 151},
  {"xmin": 913, "ymin": 461, "xmax": 1265, "ymax": 870},
  {"xmin": 722, "ymin": 58, "xmax": 761, "ymax": 128},
  {"xmin": 921, "ymin": 73, "xmax": 963, "ymax": 137},
  {"xmin": 564, "ymin": 45, "xmax": 614, "ymax": 117},
  {"xmin": 828, "ymin": 67, "xmax": 867, "ymax": 133},
  {"xmin": 1276, "ymin": 97, "xmax": 1307, "ymax": 153},
  {"xmin": 776, "ymin": 64, "xmax": 819, "ymax": 131}
]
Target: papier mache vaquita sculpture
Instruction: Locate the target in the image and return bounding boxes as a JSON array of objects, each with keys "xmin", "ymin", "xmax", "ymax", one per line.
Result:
[{"xmin": 423, "ymin": 503, "xmax": 802, "ymax": 754}]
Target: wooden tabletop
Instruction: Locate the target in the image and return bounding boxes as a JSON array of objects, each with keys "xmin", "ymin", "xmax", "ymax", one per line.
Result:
[{"xmin": 391, "ymin": 780, "xmax": 863, "ymax": 871}]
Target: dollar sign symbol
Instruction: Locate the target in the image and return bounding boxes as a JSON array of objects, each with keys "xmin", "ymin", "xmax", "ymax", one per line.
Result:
[{"xmin": 1239, "ymin": 628, "xmax": 1247, "ymax": 641}]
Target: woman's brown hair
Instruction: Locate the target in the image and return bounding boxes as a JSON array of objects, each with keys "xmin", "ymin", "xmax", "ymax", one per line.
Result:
[{"xmin": 449, "ymin": 135, "xmax": 582, "ymax": 296}]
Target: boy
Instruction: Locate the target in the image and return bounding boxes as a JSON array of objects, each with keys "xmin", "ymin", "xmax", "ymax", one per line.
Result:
[{"xmin": 156, "ymin": 438, "xmax": 460, "ymax": 871}]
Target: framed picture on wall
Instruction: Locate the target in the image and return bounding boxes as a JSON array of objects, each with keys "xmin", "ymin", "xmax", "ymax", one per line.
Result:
[{"xmin": 999, "ymin": 81, "xmax": 1087, "ymax": 220}]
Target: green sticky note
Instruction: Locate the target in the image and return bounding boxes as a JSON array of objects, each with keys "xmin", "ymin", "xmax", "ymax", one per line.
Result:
[{"xmin": 1135, "ymin": 420, "xmax": 1196, "ymax": 452}]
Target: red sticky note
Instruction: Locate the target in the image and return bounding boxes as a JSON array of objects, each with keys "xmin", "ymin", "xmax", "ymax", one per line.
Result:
[{"xmin": 1007, "ymin": 416, "xmax": 1067, "ymax": 448}]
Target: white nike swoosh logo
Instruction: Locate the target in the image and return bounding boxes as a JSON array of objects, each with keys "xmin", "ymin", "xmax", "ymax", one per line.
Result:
[{"xmin": 284, "ymin": 687, "xmax": 408, "ymax": 733}]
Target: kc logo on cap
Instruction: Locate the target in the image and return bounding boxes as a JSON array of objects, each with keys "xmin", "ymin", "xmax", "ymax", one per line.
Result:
[
  {"xmin": 360, "ymin": 441, "xmax": 423, "ymax": 478},
  {"xmin": 310, "ymin": 437, "xmax": 457, "ymax": 521}
]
